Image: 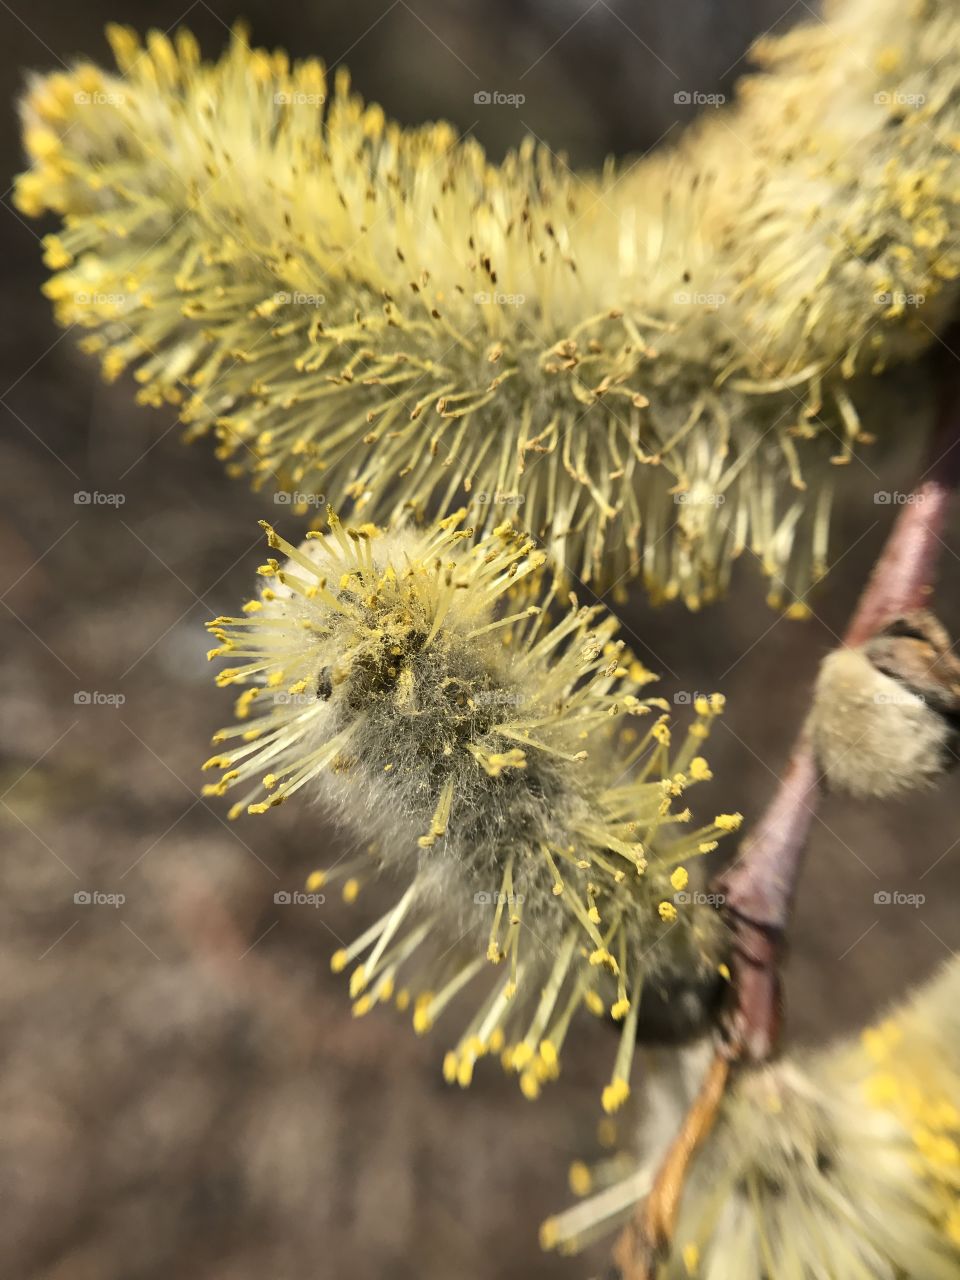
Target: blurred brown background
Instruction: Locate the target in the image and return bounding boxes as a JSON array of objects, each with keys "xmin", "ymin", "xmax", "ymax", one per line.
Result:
[{"xmin": 3, "ymin": 1, "xmax": 959, "ymax": 1278}]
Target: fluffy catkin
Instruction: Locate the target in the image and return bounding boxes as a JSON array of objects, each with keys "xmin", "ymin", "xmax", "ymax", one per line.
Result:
[
  {"xmin": 15, "ymin": 0, "xmax": 960, "ymax": 606},
  {"xmin": 811, "ymin": 611, "xmax": 960, "ymax": 798},
  {"xmin": 543, "ymin": 957, "xmax": 960, "ymax": 1277},
  {"xmin": 203, "ymin": 512, "xmax": 736, "ymax": 1105}
]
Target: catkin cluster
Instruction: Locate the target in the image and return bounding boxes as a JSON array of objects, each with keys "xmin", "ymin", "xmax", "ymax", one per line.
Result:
[
  {"xmin": 203, "ymin": 512, "xmax": 736, "ymax": 1105},
  {"xmin": 16, "ymin": 0, "xmax": 960, "ymax": 1263},
  {"xmin": 15, "ymin": 0, "xmax": 960, "ymax": 606}
]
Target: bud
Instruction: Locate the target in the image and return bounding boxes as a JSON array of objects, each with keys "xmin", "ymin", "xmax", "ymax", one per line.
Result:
[{"xmin": 810, "ymin": 612, "xmax": 960, "ymax": 798}]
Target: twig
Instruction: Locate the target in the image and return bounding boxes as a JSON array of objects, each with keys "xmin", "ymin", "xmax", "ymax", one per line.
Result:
[{"xmin": 612, "ymin": 1053, "xmax": 731, "ymax": 1280}]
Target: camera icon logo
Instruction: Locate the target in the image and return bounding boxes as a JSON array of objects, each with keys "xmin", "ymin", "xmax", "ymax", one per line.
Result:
[
  {"xmin": 673, "ymin": 891, "xmax": 691, "ymax": 905},
  {"xmin": 74, "ymin": 491, "xmax": 92, "ymax": 504},
  {"xmin": 674, "ymin": 91, "xmax": 692, "ymax": 104},
  {"xmin": 474, "ymin": 90, "xmax": 491, "ymax": 105},
  {"xmin": 274, "ymin": 491, "xmax": 292, "ymax": 504},
  {"xmin": 74, "ymin": 890, "xmax": 92, "ymax": 904},
  {"xmin": 74, "ymin": 691, "xmax": 91, "ymax": 705},
  {"xmin": 274, "ymin": 891, "xmax": 292, "ymax": 904},
  {"xmin": 874, "ymin": 891, "xmax": 892, "ymax": 904}
]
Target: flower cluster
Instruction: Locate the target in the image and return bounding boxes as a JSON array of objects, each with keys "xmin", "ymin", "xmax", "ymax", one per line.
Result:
[
  {"xmin": 17, "ymin": 0, "xmax": 960, "ymax": 1269},
  {"xmin": 204, "ymin": 511, "xmax": 736, "ymax": 1105},
  {"xmin": 16, "ymin": 0, "xmax": 960, "ymax": 606}
]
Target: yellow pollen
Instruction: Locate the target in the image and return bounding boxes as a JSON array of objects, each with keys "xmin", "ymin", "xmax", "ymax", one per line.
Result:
[
  {"xmin": 682, "ymin": 1242, "xmax": 700, "ymax": 1275},
  {"xmin": 601, "ymin": 1077, "xmax": 630, "ymax": 1114},
  {"xmin": 568, "ymin": 1161, "xmax": 592, "ymax": 1196},
  {"xmin": 520, "ymin": 1071, "xmax": 540, "ymax": 1100},
  {"xmin": 584, "ymin": 991, "xmax": 605, "ymax": 1017}
]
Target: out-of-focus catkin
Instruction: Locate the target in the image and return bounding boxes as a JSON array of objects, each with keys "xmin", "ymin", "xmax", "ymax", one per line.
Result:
[
  {"xmin": 543, "ymin": 956, "xmax": 960, "ymax": 1278},
  {"xmin": 203, "ymin": 512, "xmax": 736, "ymax": 1105}
]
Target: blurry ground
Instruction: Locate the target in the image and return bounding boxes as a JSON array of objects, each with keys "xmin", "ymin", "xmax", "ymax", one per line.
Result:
[{"xmin": 2, "ymin": 2, "xmax": 960, "ymax": 1279}]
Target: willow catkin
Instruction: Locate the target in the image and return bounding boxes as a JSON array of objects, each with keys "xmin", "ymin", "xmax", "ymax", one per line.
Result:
[
  {"xmin": 15, "ymin": 0, "xmax": 960, "ymax": 606},
  {"xmin": 543, "ymin": 956, "xmax": 960, "ymax": 1279},
  {"xmin": 203, "ymin": 511, "xmax": 736, "ymax": 1105}
]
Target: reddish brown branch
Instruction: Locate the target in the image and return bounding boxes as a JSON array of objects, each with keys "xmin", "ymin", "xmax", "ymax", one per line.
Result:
[{"xmin": 844, "ymin": 445, "xmax": 960, "ymax": 646}]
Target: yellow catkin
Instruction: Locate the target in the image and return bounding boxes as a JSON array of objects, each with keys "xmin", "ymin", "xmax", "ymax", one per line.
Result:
[
  {"xmin": 544, "ymin": 956, "xmax": 960, "ymax": 1276},
  {"xmin": 16, "ymin": 0, "xmax": 960, "ymax": 607},
  {"xmin": 202, "ymin": 512, "xmax": 732, "ymax": 1102}
]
